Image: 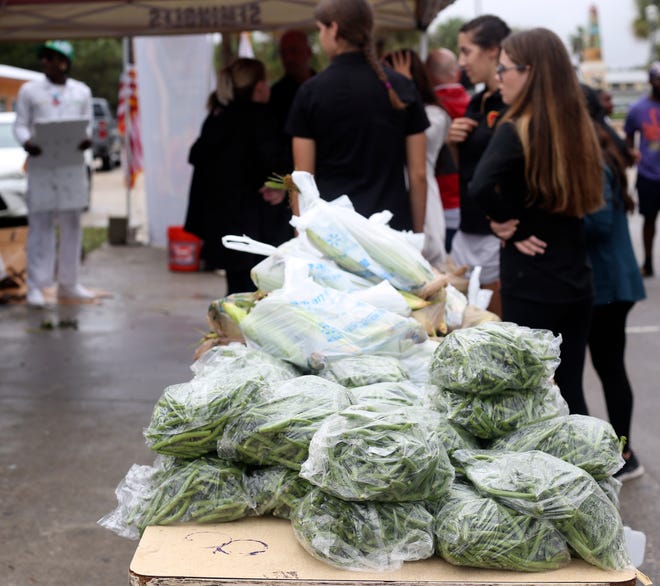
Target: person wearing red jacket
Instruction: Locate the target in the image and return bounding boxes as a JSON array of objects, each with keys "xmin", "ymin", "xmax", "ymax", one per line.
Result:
[{"xmin": 425, "ymin": 48, "xmax": 470, "ymax": 252}]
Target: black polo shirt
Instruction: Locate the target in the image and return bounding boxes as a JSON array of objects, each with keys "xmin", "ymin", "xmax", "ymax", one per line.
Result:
[
  {"xmin": 458, "ymin": 88, "xmax": 507, "ymax": 234},
  {"xmin": 286, "ymin": 51, "xmax": 429, "ymax": 231}
]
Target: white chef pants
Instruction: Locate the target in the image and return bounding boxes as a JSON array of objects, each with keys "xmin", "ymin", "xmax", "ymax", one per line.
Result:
[{"xmin": 26, "ymin": 209, "xmax": 83, "ymax": 290}]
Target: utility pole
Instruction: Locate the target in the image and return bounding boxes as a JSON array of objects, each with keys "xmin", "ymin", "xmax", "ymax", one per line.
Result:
[{"xmin": 646, "ymin": 3, "xmax": 659, "ymax": 62}]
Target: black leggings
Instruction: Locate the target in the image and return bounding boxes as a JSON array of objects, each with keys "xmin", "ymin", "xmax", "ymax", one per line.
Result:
[
  {"xmin": 588, "ymin": 301, "xmax": 635, "ymax": 450},
  {"xmin": 502, "ymin": 295, "xmax": 593, "ymax": 415}
]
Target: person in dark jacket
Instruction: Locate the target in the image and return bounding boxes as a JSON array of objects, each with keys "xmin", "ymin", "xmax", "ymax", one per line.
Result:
[
  {"xmin": 468, "ymin": 28, "xmax": 604, "ymax": 416},
  {"xmin": 585, "ymin": 117, "xmax": 646, "ymax": 482},
  {"xmin": 446, "ymin": 15, "xmax": 511, "ymax": 315},
  {"xmin": 184, "ymin": 58, "xmax": 290, "ymax": 293}
]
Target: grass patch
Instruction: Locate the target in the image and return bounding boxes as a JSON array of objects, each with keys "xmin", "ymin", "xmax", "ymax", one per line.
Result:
[{"xmin": 82, "ymin": 226, "xmax": 108, "ymax": 255}]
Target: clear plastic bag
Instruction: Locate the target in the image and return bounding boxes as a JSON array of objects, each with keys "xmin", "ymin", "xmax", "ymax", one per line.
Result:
[
  {"xmin": 291, "ymin": 488, "xmax": 435, "ymax": 571},
  {"xmin": 290, "ymin": 171, "xmax": 440, "ymax": 294},
  {"xmin": 319, "ymin": 355, "xmax": 408, "ymax": 387},
  {"xmin": 429, "ymin": 321, "xmax": 562, "ymax": 395},
  {"xmin": 98, "ymin": 456, "xmax": 250, "ymax": 540},
  {"xmin": 239, "ymin": 261, "xmax": 427, "ymax": 370},
  {"xmin": 217, "ymin": 375, "xmax": 351, "ymax": 469},
  {"xmin": 190, "ymin": 342, "xmax": 299, "ymax": 380},
  {"xmin": 452, "ymin": 449, "xmax": 632, "ymax": 570},
  {"xmin": 300, "ymin": 405, "xmax": 454, "ymax": 502},
  {"xmin": 491, "ymin": 414, "xmax": 624, "ymax": 480},
  {"xmin": 143, "ymin": 373, "xmax": 268, "ymax": 458},
  {"xmin": 432, "ymin": 383, "xmax": 569, "ymax": 440},
  {"xmin": 244, "ymin": 466, "xmax": 312, "ymax": 519},
  {"xmin": 347, "ymin": 381, "xmax": 429, "ymax": 408},
  {"xmin": 435, "ymin": 483, "xmax": 571, "ymax": 571}
]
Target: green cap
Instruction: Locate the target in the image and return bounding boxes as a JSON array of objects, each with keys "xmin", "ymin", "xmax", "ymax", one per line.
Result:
[{"xmin": 38, "ymin": 40, "xmax": 74, "ymax": 63}]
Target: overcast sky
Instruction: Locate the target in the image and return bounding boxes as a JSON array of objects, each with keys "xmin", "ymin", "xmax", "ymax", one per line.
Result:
[{"xmin": 431, "ymin": 0, "xmax": 650, "ymax": 69}]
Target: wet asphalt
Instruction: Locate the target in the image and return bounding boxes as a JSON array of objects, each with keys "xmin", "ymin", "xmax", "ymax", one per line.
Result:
[{"xmin": 1, "ymin": 169, "xmax": 658, "ymax": 585}]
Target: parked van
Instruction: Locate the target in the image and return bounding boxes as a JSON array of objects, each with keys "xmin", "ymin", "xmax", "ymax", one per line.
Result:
[{"xmin": 92, "ymin": 97, "xmax": 122, "ymax": 171}]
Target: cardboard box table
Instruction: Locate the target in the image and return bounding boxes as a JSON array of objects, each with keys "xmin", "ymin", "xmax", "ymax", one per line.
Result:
[{"xmin": 129, "ymin": 517, "xmax": 637, "ymax": 586}]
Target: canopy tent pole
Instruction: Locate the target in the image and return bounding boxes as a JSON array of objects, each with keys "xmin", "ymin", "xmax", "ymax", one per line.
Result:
[{"xmin": 123, "ymin": 36, "xmax": 132, "ymax": 241}]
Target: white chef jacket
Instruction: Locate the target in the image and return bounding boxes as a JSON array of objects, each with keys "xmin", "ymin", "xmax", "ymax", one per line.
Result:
[{"xmin": 14, "ymin": 76, "xmax": 93, "ymax": 212}]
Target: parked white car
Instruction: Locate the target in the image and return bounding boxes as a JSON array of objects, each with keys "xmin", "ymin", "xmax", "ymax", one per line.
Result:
[
  {"xmin": 0, "ymin": 111, "xmax": 93, "ymax": 224},
  {"xmin": 0, "ymin": 111, "xmax": 29, "ymax": 221}
]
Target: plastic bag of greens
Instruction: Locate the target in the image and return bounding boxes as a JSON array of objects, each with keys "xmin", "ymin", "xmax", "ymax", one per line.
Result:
[
  {"xmin": 429, "ymin": 322, "xmax": 561, "ymax": 395},
  {"xmin": 399, "ymin": 339, "xmax": 440, "ymax": 385},
  {"xmin": 319, "ymin": 355, "xmax": 408, "ymax": 387},
  {"xmin": 205, "ymin": 294, "xmax": 261, "ymax": 345},
  {"xmin": 291, "ymin": 488, "xmax": 435, "ymax": 571},
  {"xmin": 190, "ymin": 342, "xmax": 299, "ymax": 381},
  {"xmin": 432, "ymin": 383, "xmax": 569, "ymax": 440},
  {"xmin": 239, "ymin": 260, "xmax": 427, "ymax": 370},
  {"xmin": 435, "ymin": 483, "xmax": 571, "ymax": 571},
  {"xmin": 434, "ymin": 416, "xmax": 481, "ymax": 455},
  {"xmin": 144, "ymin": 373, "xmax": 268, "ymax": 458},
  {"xmin": 217, "ymin": 376, "xmax": 351, "ymax": 468},
  {"xmin": 491, "ymin": 414, "xmax": 624, "ymax": 479},
  {"xmin": 98, "ymin": 456, "xmax": 250, "ymax": 540},
  {"xmin": 598, "ymin": 476, "xmax": 622, "ymax": 508},
  {"xmin": 452, "ymin": 449, "xmax": 632, "ymax": 570},
  {"xmin": 347, "ymin": 381, "xmax": 429, "ymax": 408},
  {"xmin": 300, "ymin": 405, "xmax": 454, "ymax": 502},
  {"xmin": 244, "ymin": 466, "xmax": 312, "ymax": 519}
]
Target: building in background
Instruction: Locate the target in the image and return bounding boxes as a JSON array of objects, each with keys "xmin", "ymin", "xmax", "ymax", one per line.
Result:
[{"xmin": 0, "ymin": 64, "xmax": 41, "ymax": 112}]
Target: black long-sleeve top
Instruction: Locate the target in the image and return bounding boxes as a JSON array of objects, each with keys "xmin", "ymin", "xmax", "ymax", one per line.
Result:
[{"xmin": 467, "ymin": 121, "xmax": 593, "ymax": 304}]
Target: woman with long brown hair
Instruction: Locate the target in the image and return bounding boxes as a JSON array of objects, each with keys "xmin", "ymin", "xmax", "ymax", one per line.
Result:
[
  {"xmin": 286, "ymin": 0, "xmax": 429, "ymax": 232},
  {"xmin": 468, "ymin": 28, "xmax": 604, "ymax": 415}
]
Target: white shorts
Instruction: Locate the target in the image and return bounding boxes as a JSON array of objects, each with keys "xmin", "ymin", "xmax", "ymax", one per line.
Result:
[{"xmin": 449, "ymin": 230, "xmax": 500, "ymax": 284}]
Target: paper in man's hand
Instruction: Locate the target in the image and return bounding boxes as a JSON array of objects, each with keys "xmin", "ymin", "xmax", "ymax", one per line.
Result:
[{"xmin": 33, "ymin": 119, "xmax": 88, "ymax": 167}]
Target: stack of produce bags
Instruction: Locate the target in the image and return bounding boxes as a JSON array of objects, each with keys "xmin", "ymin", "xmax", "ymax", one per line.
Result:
[{"xmin": 100, "ymin": 318, "xmax": 634, "ymax": 573}]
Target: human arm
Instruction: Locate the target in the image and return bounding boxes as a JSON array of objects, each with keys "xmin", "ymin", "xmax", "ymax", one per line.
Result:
[
  {"xmin": 78, "ymin": 85, "xmax": 93, "ymax": 150},
  {"xmin": 584, "ymin": 168, "xmax": 614, "ymax": 242},
  {"xmin": 467, "ymin": 121, "xmax": 524, "ymax": 223},
  {"xmin": 291, "ymin": 137, "xmax": 316, "ymax": 216},
  {"xmin": 406, "ymin": 131, "xmax": 427, "ymax": 233},
  {"xmin": 13, "ymin": 85, "xmax": 41, "ymax": 155}
]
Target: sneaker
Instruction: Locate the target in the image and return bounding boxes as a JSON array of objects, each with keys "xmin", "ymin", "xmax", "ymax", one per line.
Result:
[
  {"xmin": 615, "ymin": 451, "xmax": 645, "ymax": 482},
  {"xmin": 26, "ymin": 287, "xmax": 45, "ymax": 308},
  {"xmin": 58, "ymin": 283, "xmax": 95, "ymax": 300}
]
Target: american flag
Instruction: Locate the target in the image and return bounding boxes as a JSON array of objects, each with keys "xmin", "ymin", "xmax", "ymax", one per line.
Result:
[{"xmin": 117, "ymin": 63, "xmax": 143, "ymax": 189}]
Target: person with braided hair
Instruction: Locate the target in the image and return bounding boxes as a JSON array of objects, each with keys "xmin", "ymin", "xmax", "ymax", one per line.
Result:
[{"xmin": 286, "ymin": 0, "xmax": 429, "ymax": 232}]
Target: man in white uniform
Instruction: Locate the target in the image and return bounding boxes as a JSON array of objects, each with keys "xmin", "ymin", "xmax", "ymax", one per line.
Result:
[{"xmin": 14, "ymin": 40, "xmax": 94, "ymax": 307}]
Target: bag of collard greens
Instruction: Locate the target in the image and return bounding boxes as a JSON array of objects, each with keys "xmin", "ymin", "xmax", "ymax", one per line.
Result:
[
  {"xmin": 98, "ymin": 456, "xmax": 250, "ymax": 540},
  {"xmin": 452, "ymin": 449, "xmax": 632, "ymax": 570},
  {"xmin": 217, "ymin": 376, "xmax": 351, "ymax": 469},
  {"xmin": 300, "ymin": 405, "xmax": 454, "ymax": 502},
  {"xmin": 432, "ymin": 382, "xmax": 569, "ymax": 440},
  {"xmin": 144, "ymin": 372, "xmax": 268, "ymax": 458},
  {"xmin": 491, "ymin": 414, "xmax": 624, "ymax": 479},
  {"xmin": 318, "ymin": 354, "xmax": 408, "ymax": 387},
  {"xmin": 292, "ymin": 488, "xmax": 435, "ymax": 571},
  {"xmin": 347, "ymin": 381, "xmax": 429, "ymax": 408},
  {"xmin": 434, "ymin": 483, "xmax": 571, "ymax": 571},
  {"xmin": 429, "ymin": 322, "xmax": 561, "ymax": 395},
  {"xmin": 244, "ymin": 466, "xmax": 312, "ymax": 519}
]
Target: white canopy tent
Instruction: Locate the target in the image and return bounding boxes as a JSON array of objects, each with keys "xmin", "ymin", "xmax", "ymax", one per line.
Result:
[
  {"xmin": 1, "ymin": 0, "xmax": 457, "ymax": 246},
  {"xmin": 0, "ymin": 0, "xmax": 456, "ymax": 39}
]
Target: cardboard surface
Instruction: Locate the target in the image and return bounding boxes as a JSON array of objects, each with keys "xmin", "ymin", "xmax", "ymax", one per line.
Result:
[{"xmin": 130, "ymin": 517, "xmax": 637, "ymax": 584}]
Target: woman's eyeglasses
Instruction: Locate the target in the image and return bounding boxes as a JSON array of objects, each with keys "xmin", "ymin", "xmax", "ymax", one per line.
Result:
[{"xmin": 496, "ymin": 64, "xmax": 528, "ymax": 80}]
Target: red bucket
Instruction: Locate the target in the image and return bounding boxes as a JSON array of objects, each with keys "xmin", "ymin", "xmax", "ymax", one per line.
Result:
[{"xmin": 167, "ymin": 226, "xmax": 201, "ymax": 272}]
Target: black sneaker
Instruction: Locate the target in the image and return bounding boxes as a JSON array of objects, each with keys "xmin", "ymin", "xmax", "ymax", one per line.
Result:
[{"xmin": 615, "ymin": 451, "xmax": 645, "ymax": 482}]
